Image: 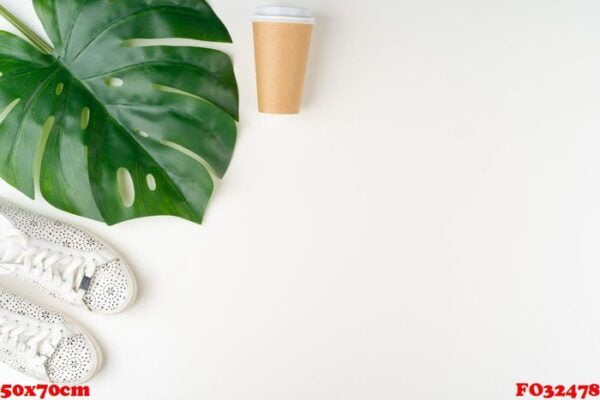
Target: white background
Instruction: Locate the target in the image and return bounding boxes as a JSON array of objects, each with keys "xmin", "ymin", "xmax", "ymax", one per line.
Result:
[{"xmin": 0, "ymin": 0, "xmax": 599, "ymax": 398}]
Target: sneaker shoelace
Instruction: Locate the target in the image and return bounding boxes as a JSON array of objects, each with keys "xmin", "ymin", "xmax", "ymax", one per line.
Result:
[
  {"xmin": 0, "ymin": 313, "xmax": 61, "ymax": 366},
  {"xmin": 0, "ymin": 229, "xmax": 94, "ymax": 301}
]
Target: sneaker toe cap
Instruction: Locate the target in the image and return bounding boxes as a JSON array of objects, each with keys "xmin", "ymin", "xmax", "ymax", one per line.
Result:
[
  {"xmin": 83, "ymin": 260, "xmax": 136, "ymax": 313},
  {"xmin": 45, "ymin": 334, "xmax": 98, "ymax": 384}
]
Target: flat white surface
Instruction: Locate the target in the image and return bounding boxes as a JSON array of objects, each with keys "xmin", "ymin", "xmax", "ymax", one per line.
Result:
[{"xmin": 0, "ymin": 0, "xmax": 599, "ymax": 398}]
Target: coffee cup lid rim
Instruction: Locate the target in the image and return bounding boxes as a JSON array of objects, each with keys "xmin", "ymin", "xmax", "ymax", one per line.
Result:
[{"xmin": 253, "ymin": 5, "xmax": 315, "ymax": 24}]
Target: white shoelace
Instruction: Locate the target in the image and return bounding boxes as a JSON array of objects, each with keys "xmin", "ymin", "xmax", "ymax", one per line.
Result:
[
  {"xmin": 0, "ymin": 313, "xmax": 60, "ymax": 365},
  {"xmin": 0, "ymin": 229, "xmax": 93, "ymax": 301}
]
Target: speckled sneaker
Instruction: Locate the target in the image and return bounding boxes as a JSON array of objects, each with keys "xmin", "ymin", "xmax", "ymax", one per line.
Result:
[
  {"xmin": 0, "ymin": 288, "xmax": 101, "ymax": 383},
  {"xmin": 0, "ymin": 200, "xmax": 136, "ymax": 314}
]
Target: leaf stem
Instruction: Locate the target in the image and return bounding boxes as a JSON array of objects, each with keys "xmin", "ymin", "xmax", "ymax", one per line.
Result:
[{"xmin": 0, "ymin": 4, "xmax": 53, "ymax": 54}]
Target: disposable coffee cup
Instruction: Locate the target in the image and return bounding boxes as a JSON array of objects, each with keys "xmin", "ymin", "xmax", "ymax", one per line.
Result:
[{"xmin": 253, "ymin": 6, "xmax": 315, "ymax": 114}]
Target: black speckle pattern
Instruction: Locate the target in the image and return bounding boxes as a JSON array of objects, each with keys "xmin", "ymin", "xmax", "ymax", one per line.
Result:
[
  {"xmin": 45, "ymin": 335, "xmax": 95, "ymax": 384},
  {"xmin": 0, "ymin": 289, "xmax": 64, "ymax": 324},
  {"xmin": 0, "ymin": 348, "xmax": 42, "ymax": 381},
  {"xmin": 0, "ymin": 289, "xmax": 97, "ymax": 383},
  {"xmin": 83, "ymin": 260, "xmax": 131, "ymax": 313},
  {"xmin": 0, "ymin": 200, "xmax": 104, "ymax": 252},
  {"xmin": 0, "ymin": 200, "xmax": 135, "ymax": 313}
]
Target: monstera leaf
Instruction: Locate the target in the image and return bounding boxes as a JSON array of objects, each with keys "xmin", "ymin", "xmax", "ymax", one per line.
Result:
[{"xmin": 0, "ymin": 0, "xmax": 238, "ymax": 224}]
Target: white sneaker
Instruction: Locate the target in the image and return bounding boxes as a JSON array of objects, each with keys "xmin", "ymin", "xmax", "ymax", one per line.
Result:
[
  {"xmin": 0, "ymin": 200, "xmax": 137, "ymax": 314},
  {"xmin": 0, "ymin": 288, "xmax": 101, "ymax": 383}
]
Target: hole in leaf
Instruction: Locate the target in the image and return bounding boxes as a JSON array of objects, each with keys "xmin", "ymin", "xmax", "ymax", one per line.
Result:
[
  {"xmin": 146, "ymin": 174, "xmax": 156, "ymax": 191},
  {"xmin": 135, "ymin": 129, "xmax": 149, "ymax": 138},
  {"xmin": 55, "ymin": 83, "xmax": 64, "ymax": 96},
  {"xmin": 0, "ymin": 99, "xmax": 21, "ymax": 125},
  {"xmin": 152, "ymin": 84, "xmax": 205, "ymax": 102},
  {"xmin": 160, "ymin": 139, "xmax": 218, "ymax": 183},
  {"xmin": 116, "ymin": 167, "xmax": 135, "ymax": 208},
  {"xmin": 121, "ymin": 38, "xmax": 230, "ymax": 53},
  {"xmin": 0, "ymin": 72, "xmax": 3, "ymax": 78},
  {"xmin": 35, "ymin": 116, "xmax": 56, "ymax": 191},
  {"xmin": 41, "ymin": 116, "xmax": 56, "ymax": 136},
  {"xmin": 81, "ymin": 107, "xmax": 90, "ymax": 130},
  {"xmin": 104, "ymin": 77, "xmax": 124, "ymax": 87}
]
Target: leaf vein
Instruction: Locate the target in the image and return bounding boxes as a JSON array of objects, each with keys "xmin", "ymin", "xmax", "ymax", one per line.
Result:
[
  {"xmin": 9, "ymin": 68, "xmax": 59, "ymax": 191},
  {"xmin": 69, "ymin": 5, "xmax": 215, "ymax": 65},
  {"xmin": 63, "ymin": 0, "xmax": 91, "ymax": 59}
]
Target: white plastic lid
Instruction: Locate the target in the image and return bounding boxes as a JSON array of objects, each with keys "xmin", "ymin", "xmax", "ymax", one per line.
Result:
[{"xmin": 254, "ymin": 6, "xmax": 315, "ymax": 24}]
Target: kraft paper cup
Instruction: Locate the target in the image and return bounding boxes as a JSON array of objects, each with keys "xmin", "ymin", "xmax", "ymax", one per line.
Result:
[{"xmin": 253, "ymin": 6, "xmax": 315, "ymax": 114}]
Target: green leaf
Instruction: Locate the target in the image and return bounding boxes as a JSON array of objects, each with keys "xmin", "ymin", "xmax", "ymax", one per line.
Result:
[{"xmin": 0, "ymin": 0, "xmax": 238, "ymax": 224}]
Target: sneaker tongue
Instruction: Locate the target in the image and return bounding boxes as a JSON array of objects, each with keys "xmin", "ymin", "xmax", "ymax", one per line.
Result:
[
  {"xmin": 0, "ymin": 214, "xmax": 20, "ymax": 262},
  {"xmin": 0, "ymin": 214, "xmax": 14, "ymax": 233},
  {"xmin": 0, "ymin": 214, "xmax": 19, "ymax": 261},
  {"xmin": 0, "ymin": 241, "xmax": 23, "ymax": 262}
]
